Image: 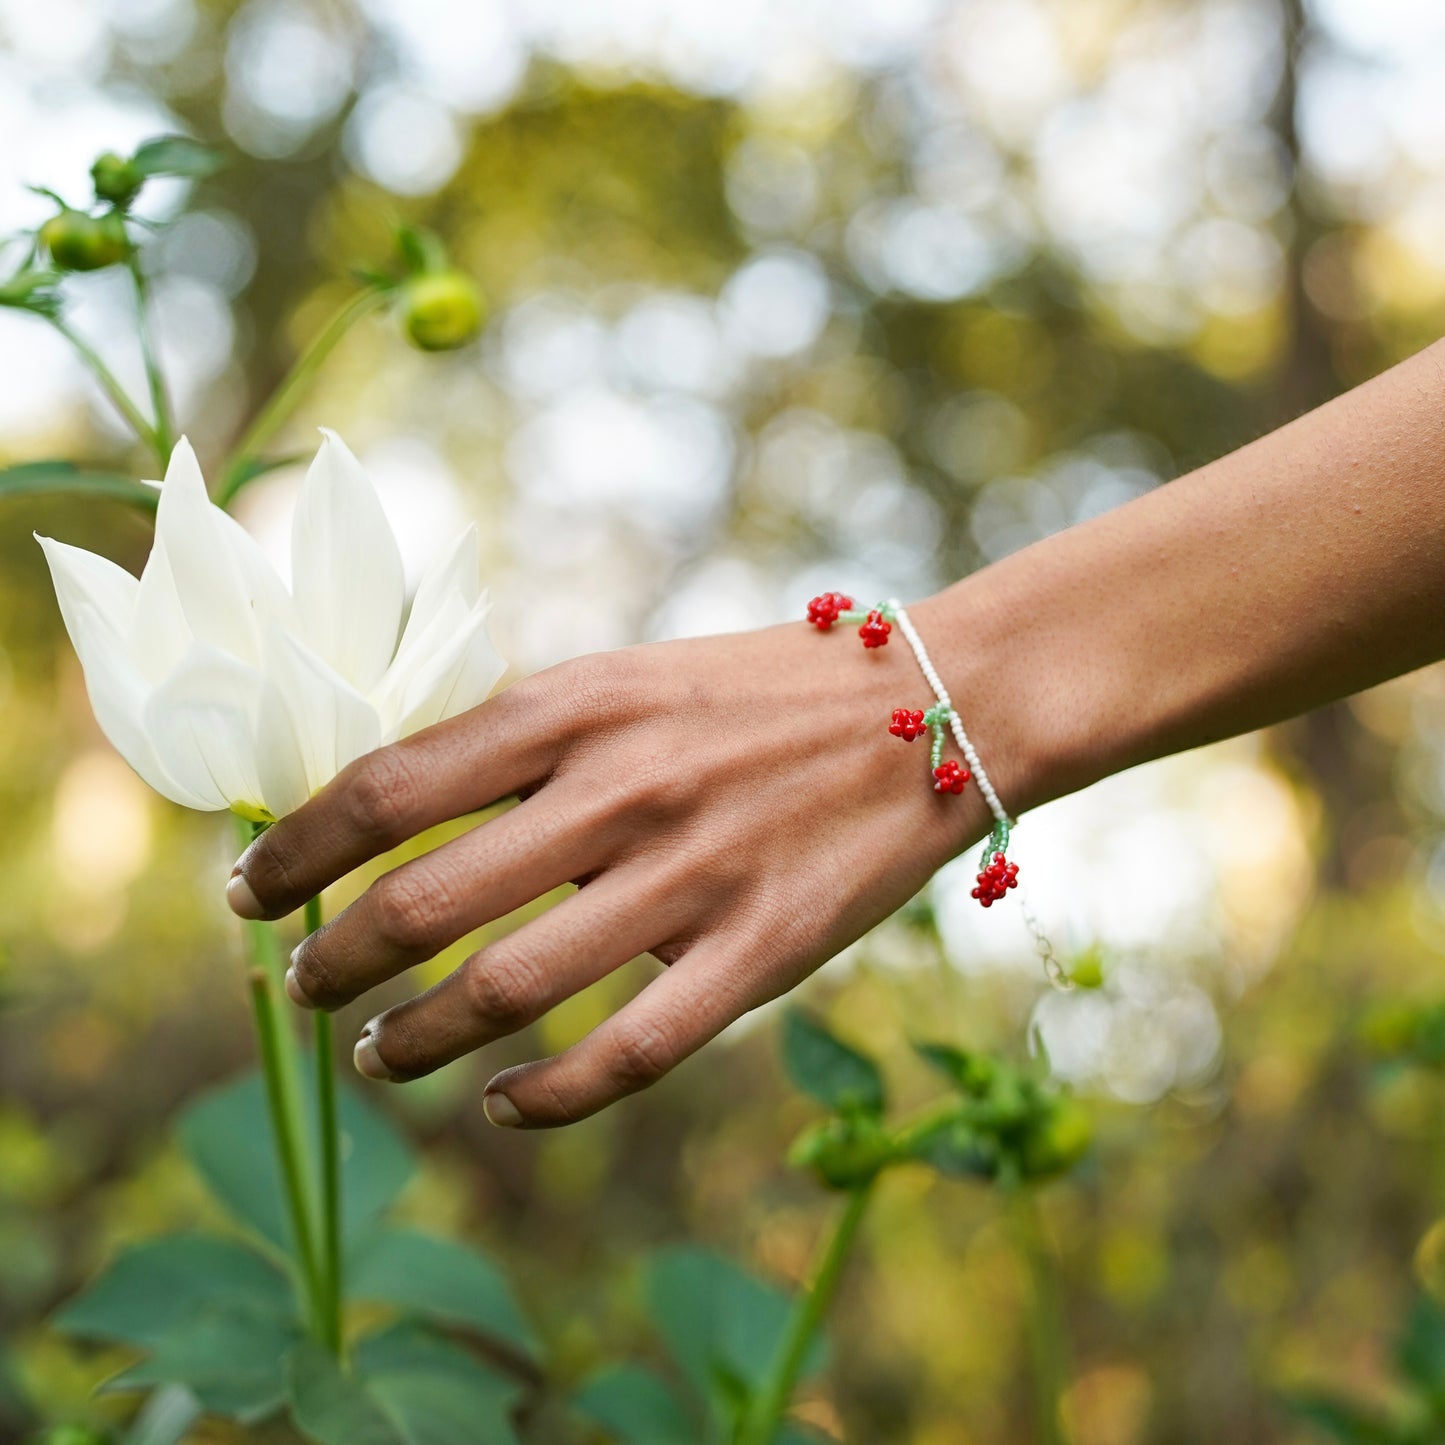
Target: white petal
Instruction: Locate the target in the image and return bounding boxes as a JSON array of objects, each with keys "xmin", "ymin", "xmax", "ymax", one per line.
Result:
[
  {"xmin": 291, "ymin": 430, "xmax": 404, "ymax": 692},
  {"xmin": 433, "ymin": 603, "xmax": 506, "ymax": 724},
  {"xmin": 128, "ymin": 530, "xmax": 193, "ymax": 683},
  {"xmin": 260, "ymin": 627, "xmax": 381, "ymax": 801},
  {"xmin": 371, "ymin": 589, "xmax": 471, "ymax": 737},
  {"xmin": 37, "ymin": 535, "xmax": 211, "ymax": 809},
  {"xmin": 401, "ymin": 524, "xmax": 481, "ymax": 651},
  {"xmin": 154, "ymin": 437, "xmax": 288, "ymax": 666},
  {"xmin": 381, "ymin": 597, "xmax": 504, "ymax": 740},
  {"xmin": 143, "ymin": 645, "xmax": 266, "ymax": 813},
  {"xmin": 254, "ymin": 677, "xmax": 313, "ymax": 820},
  {"xmin": 37, "ymin": 532, "xmax": 138, "ymax": 628}
]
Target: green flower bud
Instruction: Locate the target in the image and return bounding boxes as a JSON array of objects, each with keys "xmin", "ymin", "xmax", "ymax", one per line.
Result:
[
  {"xmin": 400, "ymin": 271, "xmax": 485, "ymax": 351},
  {"xmin": 789, "ymin": 1115, "xmax": 895, "ymax": 1190},
  {"xmin": 39, "ymin": 208, "xmax": 129, "ymax": 272},
  {"xmin": 90, "ymin": 151, "xmax": 143, "ymax": 207},
  {"xmin": 1020, "ymin": 1096, "xmax": 1093, "ymax": 1180}
]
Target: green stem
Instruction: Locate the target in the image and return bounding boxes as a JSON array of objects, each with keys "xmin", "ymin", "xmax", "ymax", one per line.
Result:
[
  {"xmin": 128, "ymin": 256, "xmax": 173, "ymax": 460},
  {"xmin": 307, "ymin": 893, "xmax": 344, "ymax": 1356},
  {"xmin": 246, "ymin": 969, "xmax": 323, "ymax": 1332},
  {"xmin": 1010, "ymin": 1190, "xmax": 1068, "ymax": 1445},
  {"xmin": 737, "ymin": 1184, "xmax": 873, "ymax": 1445},
  {"xmin": 46, "ymin": 316, "xmax": 161, "ymax": 461},
  {"xmin": 216, "ymin": 285, "xmax": 390, "ymax": 507},
  {"xmin": 235, "ymin": 817, "xmax": 325, "ymax": 1340}
]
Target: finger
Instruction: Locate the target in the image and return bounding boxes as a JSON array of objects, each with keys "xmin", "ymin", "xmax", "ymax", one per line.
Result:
[
  {"xmin": 478, "ymin": 935, "xmax": 766, "ymax": 1128},
  {"xmin": 349, "ymin": 864, "xmax": 690, "ymax": 1081},
  {"xmin": 284, "ymin": 787, "xmax": 612, "ymax": 1010},
  {"xmin": 227, "ymin": 685, "xmax": 555, "ymax": 922}
]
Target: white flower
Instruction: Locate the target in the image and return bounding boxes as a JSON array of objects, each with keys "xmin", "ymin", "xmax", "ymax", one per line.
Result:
[{"xmin": 38, "ymin": 431, "xmax": 504, "ymax": 821}]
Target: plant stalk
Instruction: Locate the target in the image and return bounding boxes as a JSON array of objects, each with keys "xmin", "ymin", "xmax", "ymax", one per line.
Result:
[
  {"xmin": 1010, "ymin": 1190, "xmax": 1068, "ymax": 1445},
  {"xmin": 737, "ymin": 1183, "xmax": 873, "ymax": 1445},
  {"xmin": 307, "ymin": 892, "xmax": 344, "ymax": 1355},
  {"xmin": 127, "ymin": 255, "xmax": 173, "ymax": 460},
  {"xmin": 216, "ymin": 285, "xmax": 390, "ymax": 507},
  {"xmin": 235, "ymin": 817, "xmax": 325, "ymax": 1340},
  {"xmin": 246, "ymin": 968, "xmax": 323, "ymax": 1334},
  {"xmin": 46, "ymin": 316, "xmax": 160, "ymax": 461}
]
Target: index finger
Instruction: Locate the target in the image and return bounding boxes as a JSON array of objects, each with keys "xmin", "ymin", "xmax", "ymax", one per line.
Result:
[{"xmin": 227, "ymin": 684, "xmax": 554, "ymax": 920}]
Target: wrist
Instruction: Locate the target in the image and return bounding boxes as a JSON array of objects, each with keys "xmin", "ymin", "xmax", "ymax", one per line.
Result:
[{"xmin": 907, "ymin": 557, "xmax": 1126, "ymax": 820}]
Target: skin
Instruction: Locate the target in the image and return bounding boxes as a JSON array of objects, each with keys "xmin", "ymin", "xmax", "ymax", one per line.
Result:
[{"xmin": 228, "ymin": 338, "xmax": 1445, "ymax": 1128}]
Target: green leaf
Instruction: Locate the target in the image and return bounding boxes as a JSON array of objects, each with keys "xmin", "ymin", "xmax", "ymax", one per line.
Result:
[
  {"xmin": 177, "ymin": 1069, "xmax": 415, "ymax": 1254},
  {"xmin": 0, "ymin": 461, "xmax": 159, "ymax": 510},
  {"xmin": 572, "ymin": 1364, "xmax": 694, "ymax": 1444},
  {"xmin": 347, "ymin": 1227, "xmax": 539, "ymax": 1360},
  {"xmin": 645, "ymin": 1248, "xmax": 824, "ymax": 1405},
  {"xmin": 54, "ymin": 1234, "xmax": 293, "ymax": 1347},
  {"xmin": 781, "ymin": 1010, "xmax": 885, "ymax": 1117},
  {"xmin": 130, "ymin": 136, "xmax": 224, "ymax": 180},
  {"xmin": 286, "ymin": 1342, "xmax": 401, "ymax": 1445},
  {"xmin": 288, "ymin": 1326, "xmax": 523, "ymax": 1445},
  {"xmin": 0, "ymin": 268, "xmax": 63, "ymax": 318},
  {"xmin": 395, "ymin": 226, "xmax": 448, "ymax": 276},
  {"xmin": 911, "ymin": 1042, "xmax": 994, "ymax": 1097},
  {"xmin": 908, "ymin": 1121, "xmax": 998, "ymax": 1181},
  {"xmin": 1283, "ymin": 1393, "xmax": 1404, "ymax": 1444},
  {"xmin": 104, "ymin": 1308, "xmax": 301, "ymax": 1424},
  {"xmin": 122, "ymin": 1386, "xmax": 202, "ymax": 1445},
  {"xmin": 356, "ymin": 1324, "xmax": 523, "ymax": 1445},
  {"xmin": 1397, "ymin": 1295, "xmax": 1445, "ymax": 1401},
  {"xmin": 233, "ymin": 453, "xmax": 307, "ymax": 487}
]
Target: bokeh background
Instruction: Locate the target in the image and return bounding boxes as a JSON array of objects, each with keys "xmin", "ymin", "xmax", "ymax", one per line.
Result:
[{"xmin": 4, "ymin": 0, "xmax": 1445, "ymax": 1441}]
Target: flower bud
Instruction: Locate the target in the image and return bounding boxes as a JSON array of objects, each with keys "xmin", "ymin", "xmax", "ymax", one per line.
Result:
[
  {"xmin": 789, "ymin": 1115, "xmax": 895, "ymax": 1190},
  {"xmin": 39, "ymin": 208, "xmax": 130, "ymax": 272},
  {"xmin": 399, "ymin": 271, "xmax": 485, "ymax": 351},
  {"xmin": 90, "ymin": 151, "xmax": 143, "ymax": 207}
]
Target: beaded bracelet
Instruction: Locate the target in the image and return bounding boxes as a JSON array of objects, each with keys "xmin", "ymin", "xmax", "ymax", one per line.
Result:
[{"xmin": 807, "ymin": 592, "xmax": 1071, "ymax": 989}]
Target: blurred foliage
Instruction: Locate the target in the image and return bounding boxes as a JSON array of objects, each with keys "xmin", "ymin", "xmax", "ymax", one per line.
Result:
[{"xmin": 3, "ymin": 1, "xmax": 1445, "ymax": 1443}]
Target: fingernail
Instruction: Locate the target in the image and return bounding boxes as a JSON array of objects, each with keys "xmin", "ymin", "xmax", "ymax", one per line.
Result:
[
  {"xmin": 226, "ymin": 872, "xmax": 264, "ymax": 920},
  {"xmin": 483, "ymin": 1090, "xmax": 522, "ymax": 1128},
  {"xmin": 284, "ymin": 966, "xmax": 314, "ymax": 1009},
  {"xmin": 353, "ymin": 1025, "xmax": 396, "ymax": 1082}
]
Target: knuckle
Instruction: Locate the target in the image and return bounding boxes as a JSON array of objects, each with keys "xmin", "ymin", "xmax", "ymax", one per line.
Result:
[
  {"xmin": 541, "ymin": 653, "xmax": 642, "ymax": 734},
  {"xmin": 626, "ymin": 751, "xmax": 700, "ymax": 822},
  {"xmin": 341, "ymin": 747, "xmax": 422, "ymax": 843},
  {"xmin": 369, "ymin": 868, "xmax": 452, "ymax": 955},
  {"xmin": 609, "ymin": 1021, "xmax": 676, "ymax": 1093},
  {"xmin": 462, "ymin": 950, "xmax": 541, "ymax": 1031}
]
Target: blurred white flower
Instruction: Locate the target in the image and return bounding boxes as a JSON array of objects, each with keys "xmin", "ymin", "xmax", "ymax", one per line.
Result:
[{"xmin": 38, "ymin": 431, "xmax": 503, "ymax": 820}]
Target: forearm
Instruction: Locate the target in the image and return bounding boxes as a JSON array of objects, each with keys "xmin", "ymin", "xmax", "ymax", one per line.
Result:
[{"xmin": 916, "ymin": 339, "xmax": 1445, "ymax": 815}]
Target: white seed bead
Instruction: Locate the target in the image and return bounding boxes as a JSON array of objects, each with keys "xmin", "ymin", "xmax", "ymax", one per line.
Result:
[{"xmin": 890, "ymin": 599, "xmax": 1010, "ymax": 828}]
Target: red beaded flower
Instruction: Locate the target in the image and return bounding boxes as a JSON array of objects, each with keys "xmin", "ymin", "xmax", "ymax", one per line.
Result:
[
  {"xmin": 933, "ymin": 760, "xmax": 970, "ymax": 794},
  {"xmin": 859, "ymin": 609, "xmax": 891, "ymax": 648},
  {"xmin": 889, "ymin": 708, "xmax": 927, "ymax": 741},
  {"xmin": 971, "ymin": 851, "xmax": 1019, "ymax": 907},
  {"xmin": 806, "ymin": 592, "xmax": 854, "ymax": 629}
]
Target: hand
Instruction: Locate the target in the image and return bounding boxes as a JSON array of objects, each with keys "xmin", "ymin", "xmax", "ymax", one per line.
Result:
[{"xmin": 226, "ymin": 618, "xmax": 997, "ymax": 1127}]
